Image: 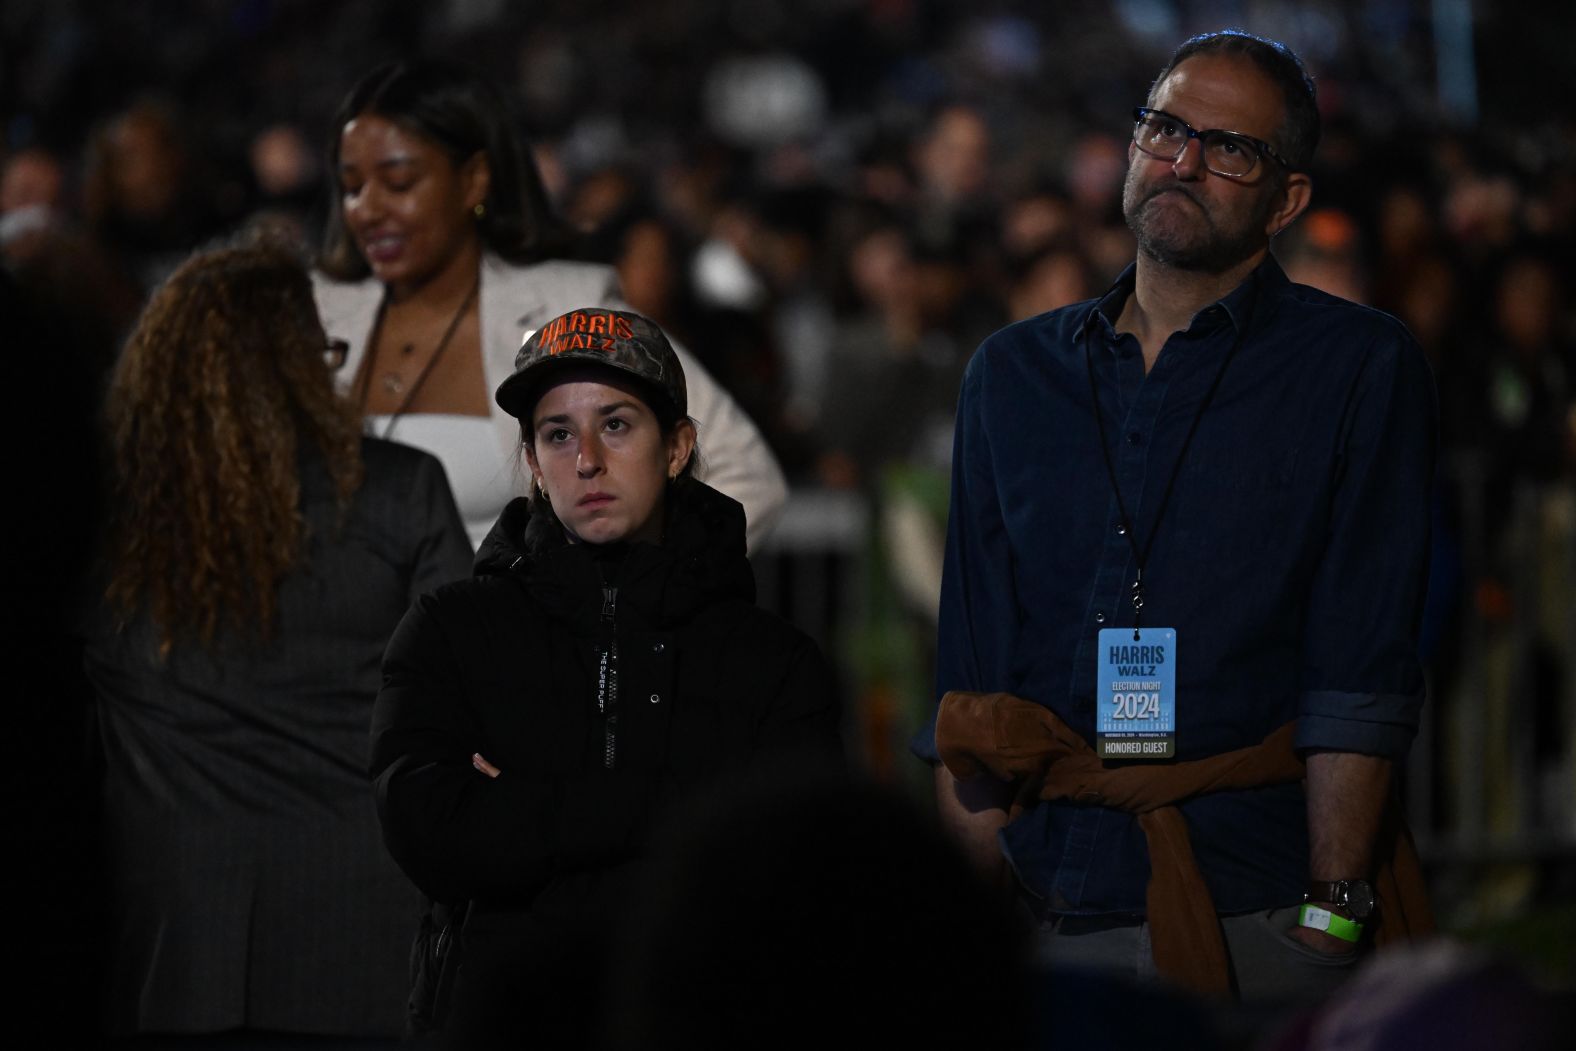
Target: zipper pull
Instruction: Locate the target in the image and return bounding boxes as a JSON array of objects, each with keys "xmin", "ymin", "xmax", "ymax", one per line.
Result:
[{"xmin": 598, "ymin": 585, "xmax": 620, "ymax": 769}]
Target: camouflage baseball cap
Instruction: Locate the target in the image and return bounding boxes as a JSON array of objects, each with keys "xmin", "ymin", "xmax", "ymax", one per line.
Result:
[{"xmin": 494, "ymin": 306, "xmax": 688, "ymax": 422}]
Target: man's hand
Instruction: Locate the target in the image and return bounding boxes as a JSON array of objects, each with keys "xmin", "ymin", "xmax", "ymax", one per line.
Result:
[{"xmin": 471, "ymin": 752, "xmax": 501, "ymax": 778}]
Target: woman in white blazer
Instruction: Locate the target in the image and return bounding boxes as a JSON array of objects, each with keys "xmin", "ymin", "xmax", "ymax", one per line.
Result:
[{"xmin": 312, "ymin": 61, "xmax": 786, "ymax": 551}]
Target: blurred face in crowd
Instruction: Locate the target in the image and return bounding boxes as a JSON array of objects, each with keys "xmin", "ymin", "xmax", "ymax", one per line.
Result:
[
  {"xmin": 525, "ymin": 371, "xmax": 695, "ymax": 546},
  {"xmin": 617, "ymin": 220, "xmax": 679, "ymax": 323},
  {"xmin": 1397, "ymin": 257, "xmax": 1456, "ymax": 352},
  {"xmin": 1002, "ymin": 192, "xmax": 1074, "ymax": 259},
  {"xmin": 849, "ymin": 227, "xmax": 916, "ymax": 312},
  {"xmin": 1011, "ymin": 249, "xmax": 1093, "ymax": 320},
  {"xmin": 1123, "ymin": 53, "xmax": 1309, "ymax": 274},
  {"xmin": 0, "ymin": 149, "xmax": 64, "ymax": 214},
  {"xmin": 918, "ymin": 105, "xmax": 990, "ymax": 204},
  {"xmin": 1378, "ymin": 186, "xmax": 1432, "ymax": 261},
  {"xmin": 251, "ymin": 125, "xmax": 317, "ymax": 198},
  {"xmin": 1496, "ymin": 257, "xmax": 1558, "ymax": 354},
  {"xmin": 337, "ymin": 114, "xmax": 489, "ymax": 298},
  {"xmin": 109, "ymin": 110, "xmax": 182, "ymax": 220}
]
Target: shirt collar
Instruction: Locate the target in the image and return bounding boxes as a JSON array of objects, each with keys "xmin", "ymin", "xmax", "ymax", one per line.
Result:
[{"xmin": 1081, "ymin": 253, "xmax": 1290, "ymax": 342}]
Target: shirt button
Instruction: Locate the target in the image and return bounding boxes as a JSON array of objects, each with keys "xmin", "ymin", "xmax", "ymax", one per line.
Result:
[
  {"xmin": 1115, "ymin": 524, "xmax": 1127, "ymax": 536},
  {"xmin": 649, "ymin": 693, "xmax": 661, "ymax": 704},
  {"xmin": 652, "ymin": 642, "xmax": 665, "ymax": 653},
  {"xmin": 1127, "ymin": 432, "xmax": 1143, "ymax": 446},
  {"xmin": 1094, "ymin": 611, "xmax": 1106, "ymax": 624}
]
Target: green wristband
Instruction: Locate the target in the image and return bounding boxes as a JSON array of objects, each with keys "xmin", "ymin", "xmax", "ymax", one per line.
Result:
[{"xmin": 1298, "ymin": 902, "xmax": 1364, "ymax": 943}]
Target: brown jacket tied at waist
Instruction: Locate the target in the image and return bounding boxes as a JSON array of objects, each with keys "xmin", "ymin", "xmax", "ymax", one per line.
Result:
[{"xmin": 935, "ymin": 690, "xmax": 1433, "ymax": 997}]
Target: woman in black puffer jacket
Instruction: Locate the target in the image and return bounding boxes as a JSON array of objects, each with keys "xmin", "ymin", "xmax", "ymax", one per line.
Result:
[{"xmin": 370, "ymin": 307, "xmax": 841, "ymax": 1047}]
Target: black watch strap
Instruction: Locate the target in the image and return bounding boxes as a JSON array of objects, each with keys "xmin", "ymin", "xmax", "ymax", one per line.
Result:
[{"xmin": 1305, "ymin": 879, "xmax": 1376, "ymax": 920}]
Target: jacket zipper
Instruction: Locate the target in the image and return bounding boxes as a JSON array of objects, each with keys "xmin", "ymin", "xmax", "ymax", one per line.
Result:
[{"xmin": 597, "ymin": 586, "xmax": 619, "ymax": 769}]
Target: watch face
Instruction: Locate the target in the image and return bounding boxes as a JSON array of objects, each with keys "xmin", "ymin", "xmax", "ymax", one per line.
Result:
[{"xmin": 1343, "ymin": 880, "xmax": 1376, "ymax": 919}]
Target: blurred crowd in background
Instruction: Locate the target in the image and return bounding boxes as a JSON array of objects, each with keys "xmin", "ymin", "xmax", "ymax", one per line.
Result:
[{"xmin": 6, "ymin": 0, "xmax": 1572, "ymax": 967}]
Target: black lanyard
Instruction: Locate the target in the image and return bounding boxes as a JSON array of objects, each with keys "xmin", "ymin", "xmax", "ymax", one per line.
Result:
[
  {"xmin": 354, "ymin": 279, "xmax": 480, "ymax": 440},
  {"xmin": 1083, "ymin": 298, "xmax": 1253, "ymax": 639}
]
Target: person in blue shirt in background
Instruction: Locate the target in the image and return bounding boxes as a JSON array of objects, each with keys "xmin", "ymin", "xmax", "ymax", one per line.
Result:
[{"xmin": 915, "ymin": 29, "xmax": 1437, "ymax": 1007}]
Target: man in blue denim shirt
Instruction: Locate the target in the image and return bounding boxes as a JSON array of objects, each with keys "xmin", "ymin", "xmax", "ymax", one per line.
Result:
[{"xmin": 916, "ymin": 31, "xmax": 1435, "ymax": 1001}]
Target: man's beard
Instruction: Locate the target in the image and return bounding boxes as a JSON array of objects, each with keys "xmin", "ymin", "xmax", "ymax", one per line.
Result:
[{"xmin": 1123, "ymin": 171, "xmax": 1276, "ymax": 274}]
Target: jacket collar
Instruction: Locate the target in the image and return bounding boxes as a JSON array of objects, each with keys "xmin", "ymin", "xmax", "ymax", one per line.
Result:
[
  {"xmin": 478, "ymin": 253, "xmax": 555, "ymax": 414},
  {"xmin": 473, "ymin": 480, "xmax": 755, "ymax": 629}
]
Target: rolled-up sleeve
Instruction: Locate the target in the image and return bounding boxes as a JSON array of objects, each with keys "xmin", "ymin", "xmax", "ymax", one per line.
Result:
[{"xmin": 1296, "ymin": 323, "xmax": 1437, "ymax": 758}]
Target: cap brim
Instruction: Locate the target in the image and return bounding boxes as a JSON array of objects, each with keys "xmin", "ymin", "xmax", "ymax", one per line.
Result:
[{"xmin": 494, "ymin": 356, "xmax": 678, "ymax": 422}]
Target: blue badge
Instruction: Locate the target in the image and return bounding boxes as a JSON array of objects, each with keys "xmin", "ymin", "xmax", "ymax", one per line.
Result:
[{"xmin": 1096, "ymin": 627, "xmax": 1176, "ymax": 760}]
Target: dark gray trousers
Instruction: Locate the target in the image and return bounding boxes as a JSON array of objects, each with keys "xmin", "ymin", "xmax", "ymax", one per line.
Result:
[{"xmin": 1034, "ymin": 904, "xmax": 1361, "ymax": 1006}]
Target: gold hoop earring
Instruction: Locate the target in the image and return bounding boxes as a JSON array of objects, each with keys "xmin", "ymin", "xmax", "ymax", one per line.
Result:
[{"xmin": 473, "ymin": 202, "xmax": 486, "ymax": 220}]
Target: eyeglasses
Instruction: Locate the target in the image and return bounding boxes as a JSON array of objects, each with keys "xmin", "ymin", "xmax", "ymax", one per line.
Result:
[
  {"xmin": 324, "ymin": 338, "xmax": 350, "ymax": 370},
  {"xmin": 1131, "ymin": 107, "xmax": 1291, "ymax": 179}
]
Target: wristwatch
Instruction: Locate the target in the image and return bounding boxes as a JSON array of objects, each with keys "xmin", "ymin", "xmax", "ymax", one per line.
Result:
[{"xmin": 1305, "ymin": 879, "xmax": 1376, "ymax": 920}]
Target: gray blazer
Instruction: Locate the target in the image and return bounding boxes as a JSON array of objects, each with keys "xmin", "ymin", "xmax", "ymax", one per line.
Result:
[
  {"xmin": 82, "ymin": 438, "xmax": 472, "ymax": 1037},
  {"xmin": 312, "ymin": 255, "xmax": 788, "ymax": 550}
]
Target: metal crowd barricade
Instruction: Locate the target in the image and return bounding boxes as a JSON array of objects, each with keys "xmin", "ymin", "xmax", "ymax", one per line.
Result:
[{"xmin": 752, "ymin": 486, "xmax": 870, "ymax": 655}]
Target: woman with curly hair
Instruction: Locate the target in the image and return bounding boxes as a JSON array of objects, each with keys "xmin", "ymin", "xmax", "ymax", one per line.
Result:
[{"xmin": 81, "ymin": 241, "xmax": 471, "ymax": 1042}]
